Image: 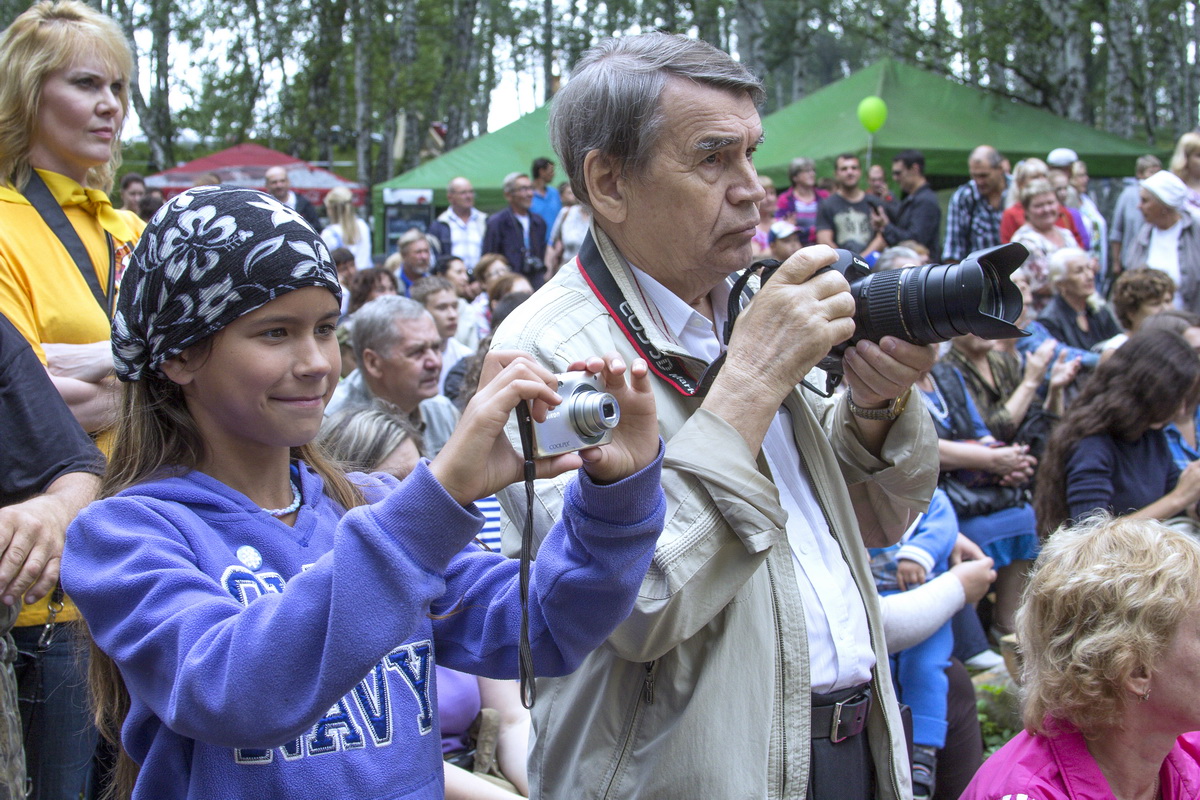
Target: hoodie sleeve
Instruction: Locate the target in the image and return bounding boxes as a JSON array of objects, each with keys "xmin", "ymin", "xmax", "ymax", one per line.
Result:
[
  {"xmin": 432, "ymin": 441, "xmax": 666, "ymax": 678},
  {"xmin": 62, "ymin": 462, "xmax": 484, "ymax": 749}
]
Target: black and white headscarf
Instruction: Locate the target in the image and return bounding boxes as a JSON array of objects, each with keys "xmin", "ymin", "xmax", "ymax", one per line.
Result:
[{"xmin": 112, "ymin": 186, "xmax": 342, "ymax": 382}]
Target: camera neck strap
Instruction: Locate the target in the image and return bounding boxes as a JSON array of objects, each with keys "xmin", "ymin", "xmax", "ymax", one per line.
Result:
[{"xmin": 575, "ymin": 233, "xmax": 742, "ymax": 398}]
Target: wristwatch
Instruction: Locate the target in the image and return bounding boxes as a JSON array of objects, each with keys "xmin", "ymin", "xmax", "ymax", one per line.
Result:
[{"xmin": 847, "ymin": 387, "xmax": 912, "ymax": 421}]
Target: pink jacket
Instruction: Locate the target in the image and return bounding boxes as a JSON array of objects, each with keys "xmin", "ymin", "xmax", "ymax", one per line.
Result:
[{"xmin": 961, "ymin": 722, "xmax": 1200, "ymax": 800}]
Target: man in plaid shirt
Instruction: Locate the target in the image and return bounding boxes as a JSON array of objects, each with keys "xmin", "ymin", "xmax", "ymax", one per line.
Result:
[{"xmin": 941, "ymin": 145, "xmax": 1012, "ymax": 263}]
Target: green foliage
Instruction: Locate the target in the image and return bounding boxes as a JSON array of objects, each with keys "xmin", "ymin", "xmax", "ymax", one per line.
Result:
[
  {"xmin": 977, "ymin": 683, "xmax": 1019, "ymax": 757},
  {"xmin": 17, "ymin": 0, "xmax": 1190, "ymax": 185}
]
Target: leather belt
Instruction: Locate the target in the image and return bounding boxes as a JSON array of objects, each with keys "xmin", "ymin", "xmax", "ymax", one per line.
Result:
[{"xmin": 810, "ymin": 686, "xmax": 872, "ymax": 743}]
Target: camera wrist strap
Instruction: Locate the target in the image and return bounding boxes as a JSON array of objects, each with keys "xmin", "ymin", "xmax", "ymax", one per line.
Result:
[{"xmin": 514, "ymin": 400, "xmax": 538, "ymax": 708}]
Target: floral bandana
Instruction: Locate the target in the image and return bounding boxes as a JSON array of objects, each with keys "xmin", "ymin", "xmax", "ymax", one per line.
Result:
[{"xmin": 112, "ymin": 186, "xmax": 342, "ymax": 381}]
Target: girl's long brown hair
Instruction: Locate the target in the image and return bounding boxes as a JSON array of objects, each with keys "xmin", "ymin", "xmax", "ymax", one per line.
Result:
[
  {"xmin": 1034, "ymin": 328, "xmax": 1200, "ymax": 537},
  {"xmin": 90, "ymin": 364, "xmax": 366, "ymax": 800}
]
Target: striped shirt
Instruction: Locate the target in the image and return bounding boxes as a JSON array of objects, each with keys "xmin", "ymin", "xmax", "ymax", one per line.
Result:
[{"xmin": 476, "ymin": 494, "xmax": 503, "ymax": 552}]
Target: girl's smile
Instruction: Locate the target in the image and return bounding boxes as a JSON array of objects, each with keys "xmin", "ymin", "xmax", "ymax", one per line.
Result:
[{"xmin": 162, "ymin": 287, "xmax": 342, "ymax": 474}]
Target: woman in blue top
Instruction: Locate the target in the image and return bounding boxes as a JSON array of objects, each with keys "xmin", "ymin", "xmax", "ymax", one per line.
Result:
[
  {"xmin": 916, "ymin": 359, "xmax": 1039, "ymax": 637},
  {"xmin": 1036, "ymin": 328, "xmax": 1200, "ymax": 538},
  {"xmin": 61, "ymin": 187, "xmax": 666, "ymax": 800}
]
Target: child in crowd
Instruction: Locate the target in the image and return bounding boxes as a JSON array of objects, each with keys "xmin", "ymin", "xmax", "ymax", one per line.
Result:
[
  {"xmin": 61, "ymin": 187, "xmax": 666, "ymax": 799},
  {"xmin": 870, "ymin": 488, "xmax": 960, "ymax": 800}
]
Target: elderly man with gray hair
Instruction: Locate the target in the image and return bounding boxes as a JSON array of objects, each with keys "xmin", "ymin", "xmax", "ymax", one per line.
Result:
[
  {"xmin": 481, "ymin": 171, "xmax": 548, "ymax": 288},
  {"xmin": 491, "ymin": 32, "xmax": 938, "ymax": 800},
  {"xmin": 325, "ymin": 295, "xmax": 459, "ymax": 456}
]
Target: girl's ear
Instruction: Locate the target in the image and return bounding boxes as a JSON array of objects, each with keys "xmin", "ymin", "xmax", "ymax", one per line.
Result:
[{"xmin": 160, "ymin": 353, "xmax": 195, "ymax": 386}]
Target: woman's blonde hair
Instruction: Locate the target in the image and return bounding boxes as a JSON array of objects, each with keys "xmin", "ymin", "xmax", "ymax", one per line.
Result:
[
  {"xmin": 90, "ymin": 349, "xmax": 367, "ymax": 800},
  {"xmin": 1170, "ymin": 131, "xmax": 1200, "ymax": 179},
  {"xmin": 319, "ymin": 399, "xmax": 426, "ymax": 471},
  {"xmin": 0, "ymin": 0, "xmax": 133, "ymax": 193},
  {"xmin": 1004, "ymin": 157, "xmax": 1048, "ymax": 207},
  {"xmin": 1019, "ymin": 177, "xmax": 1055, "ymax": 210},
  {"xmin": 1017, "ymin": 513, "xmax": 1200, "ymax": 736},
  {"xmin": 323, "ymin": 186, "xmax": 360, "ymax": 246}
]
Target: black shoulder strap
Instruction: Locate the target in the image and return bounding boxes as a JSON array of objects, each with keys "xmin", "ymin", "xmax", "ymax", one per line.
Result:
[
  {"xmin": 575, "ymin": 232, "xmax": 713, "ymax": 397},
  {"xmin": 20, "ymin": 171, "xmax": 115, "ymax": 319}
]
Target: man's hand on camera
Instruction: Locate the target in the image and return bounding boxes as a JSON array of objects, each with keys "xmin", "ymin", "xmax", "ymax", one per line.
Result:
[
  {"xmin": 720, "ymin": 245, "xmax": 857, "ymax": 401},
  {"xmin": 842, "ymin": 337, "xmax": 937, "ymax": 411}
]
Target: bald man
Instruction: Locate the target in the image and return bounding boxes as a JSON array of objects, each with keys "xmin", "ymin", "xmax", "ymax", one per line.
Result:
[
  {"xmin": 942, "ymin": 145, "xmax": 1012, "ymax": 263},
  {"xmin": 264, "ymin": 166, "xmax": 322, "ymax": 232},
  {"xmin": 427, "ymin": 176, "xmax": 488, "ymax": 272}
]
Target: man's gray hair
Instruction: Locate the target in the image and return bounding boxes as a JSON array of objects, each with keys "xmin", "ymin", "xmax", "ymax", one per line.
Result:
[
  {"xmin": 502, "ymin": 172, "xmax": 527, "ymax": 195},
  {"xmin": 397, "ymin": 228, "xmax": 428, "ymax": 255},
  {"xmin": 549, "ymin": 33, "xmax": 764, "ymax": 207},
  {"xmin": 350, "ymin": 295, "xmax": 430, "ymax": 363}
]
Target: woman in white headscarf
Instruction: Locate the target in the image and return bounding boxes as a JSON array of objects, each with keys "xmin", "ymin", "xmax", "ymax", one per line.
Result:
[{"xmin": 1125, "ymin": 169, "xmax": 1200, "ymax": 315}]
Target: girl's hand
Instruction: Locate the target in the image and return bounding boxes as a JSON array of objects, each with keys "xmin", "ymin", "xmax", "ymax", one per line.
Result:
[
  {"xmin": 430, "ymin": 352, "xmax": 581, "ymax": 505},
  {"xmin": 566, "ymin": 355, "xmax": 658, "ymax": 485}
]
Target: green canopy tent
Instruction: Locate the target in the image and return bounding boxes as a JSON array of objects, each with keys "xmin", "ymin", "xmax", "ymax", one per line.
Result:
[
  {"xmin": 374, "ymin": 57, "xmax": 1163, "ymax": 252},
  {"xmin": 372, "ymin": 104, "xmax": 553, "ymax": 251},
  {"xmin": 756, "ymin": 58, "xmax": 1162, "ymax": 188}
]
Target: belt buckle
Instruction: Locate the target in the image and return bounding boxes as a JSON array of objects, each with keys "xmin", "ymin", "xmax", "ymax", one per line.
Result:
[{"xmin": 830, "ymin": 698, "xmax": 850, "ymax": 743}]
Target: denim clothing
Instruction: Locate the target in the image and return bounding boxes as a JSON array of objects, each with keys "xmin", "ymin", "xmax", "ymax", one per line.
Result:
[{"xmin": 13, "ymin": 626, "xmax": 95, "ymax": 800}]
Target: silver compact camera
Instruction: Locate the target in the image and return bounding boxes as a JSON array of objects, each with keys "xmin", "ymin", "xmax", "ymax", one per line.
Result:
[{"xmin": 530, "ymin": 372, "xmax": 620, "ymax": 458}]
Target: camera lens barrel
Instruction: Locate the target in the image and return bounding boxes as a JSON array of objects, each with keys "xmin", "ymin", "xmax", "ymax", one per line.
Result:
[
  {"xmin": 567, "ymin": 390, "xmax": 621, "ymax": 440},
  {"xmin": 842, "ymin": 243, "xmax": 1028, "ymax": 346}
]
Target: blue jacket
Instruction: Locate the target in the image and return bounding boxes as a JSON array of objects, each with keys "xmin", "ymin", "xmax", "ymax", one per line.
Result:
[
  {"xmin": 62, "ymin": 455, "xmax": 665, "ymax": 799},
  {"xmin": 481, "ymin": 207, "xmax": 546, "ymax": 275}
]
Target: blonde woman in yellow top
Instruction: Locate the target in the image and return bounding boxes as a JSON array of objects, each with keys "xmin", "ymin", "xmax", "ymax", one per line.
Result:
[{"xmin": 0, "ymin": 3, "xmax": 143, "ymax": 796}]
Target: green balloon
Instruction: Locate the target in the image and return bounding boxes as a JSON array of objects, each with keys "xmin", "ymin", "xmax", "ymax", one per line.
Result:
[{"xmin": 857, "ymin": 96, "xmax": 888, "ymax": 133}]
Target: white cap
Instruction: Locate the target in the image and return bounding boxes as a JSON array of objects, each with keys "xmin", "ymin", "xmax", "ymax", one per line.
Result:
[{"xmin": 1046, "ymin": 148, "xmax": 1079, "ymax": 168}]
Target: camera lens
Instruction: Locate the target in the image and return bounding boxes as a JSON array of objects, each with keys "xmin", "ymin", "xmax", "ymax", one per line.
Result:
[
  {"xmin": 566, "ymin": 389, "xmax": 621, "ymax": 441},
  {"xmin": 850, "ymin": 243, "xmax": 1027, "ymax": 346}
]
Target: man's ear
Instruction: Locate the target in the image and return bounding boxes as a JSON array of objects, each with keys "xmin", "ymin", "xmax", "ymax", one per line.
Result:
[
  {"xmin": 583, "ymin": 150, "xmax": 627, "ymax": 225},
  {"xmin": 361, "ymin": 348, "xmax": 383, "ymax": 379}
]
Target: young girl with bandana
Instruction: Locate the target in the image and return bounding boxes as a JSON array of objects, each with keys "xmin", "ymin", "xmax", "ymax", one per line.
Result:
[{"xmin": 61, "ymin": 186, "xmax": 665, "ymax": 800}]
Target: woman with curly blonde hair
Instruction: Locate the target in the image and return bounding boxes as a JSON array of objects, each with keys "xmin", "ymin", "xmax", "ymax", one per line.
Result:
[{"xmin": 962, "ymin": 514, "xmax": 1200, "ymax": 800}]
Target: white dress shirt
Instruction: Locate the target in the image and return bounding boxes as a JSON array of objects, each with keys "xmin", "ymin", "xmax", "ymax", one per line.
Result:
[{"xmin": 627, "ymin": 263, "xmax": 874, "ymax": 692}]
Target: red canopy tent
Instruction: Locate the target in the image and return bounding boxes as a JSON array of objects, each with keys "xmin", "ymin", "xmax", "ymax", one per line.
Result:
[{"xmin": 144, "ymin": 143, "xmax": 365, "ymax": 206}]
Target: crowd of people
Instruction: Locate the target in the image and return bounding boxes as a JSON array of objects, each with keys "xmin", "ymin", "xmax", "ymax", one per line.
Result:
[{"xmin": 4, "ymin": 3, "xmax": 1200, "ymax": 800}]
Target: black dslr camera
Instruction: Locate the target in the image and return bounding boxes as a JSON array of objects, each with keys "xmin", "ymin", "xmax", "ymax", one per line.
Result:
[{"xmin": 747, "ymin": 242, "xmax": 1029, "ymax": 386}]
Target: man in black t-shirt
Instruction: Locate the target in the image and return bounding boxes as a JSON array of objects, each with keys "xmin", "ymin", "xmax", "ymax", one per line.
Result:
[
  {"xmin": 816, "ymin": 153, "xmax": 885, "ymax": 256},
  {"xmin": 0, "ymin": 312, "xmax": 102, "ymax": 797}
]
